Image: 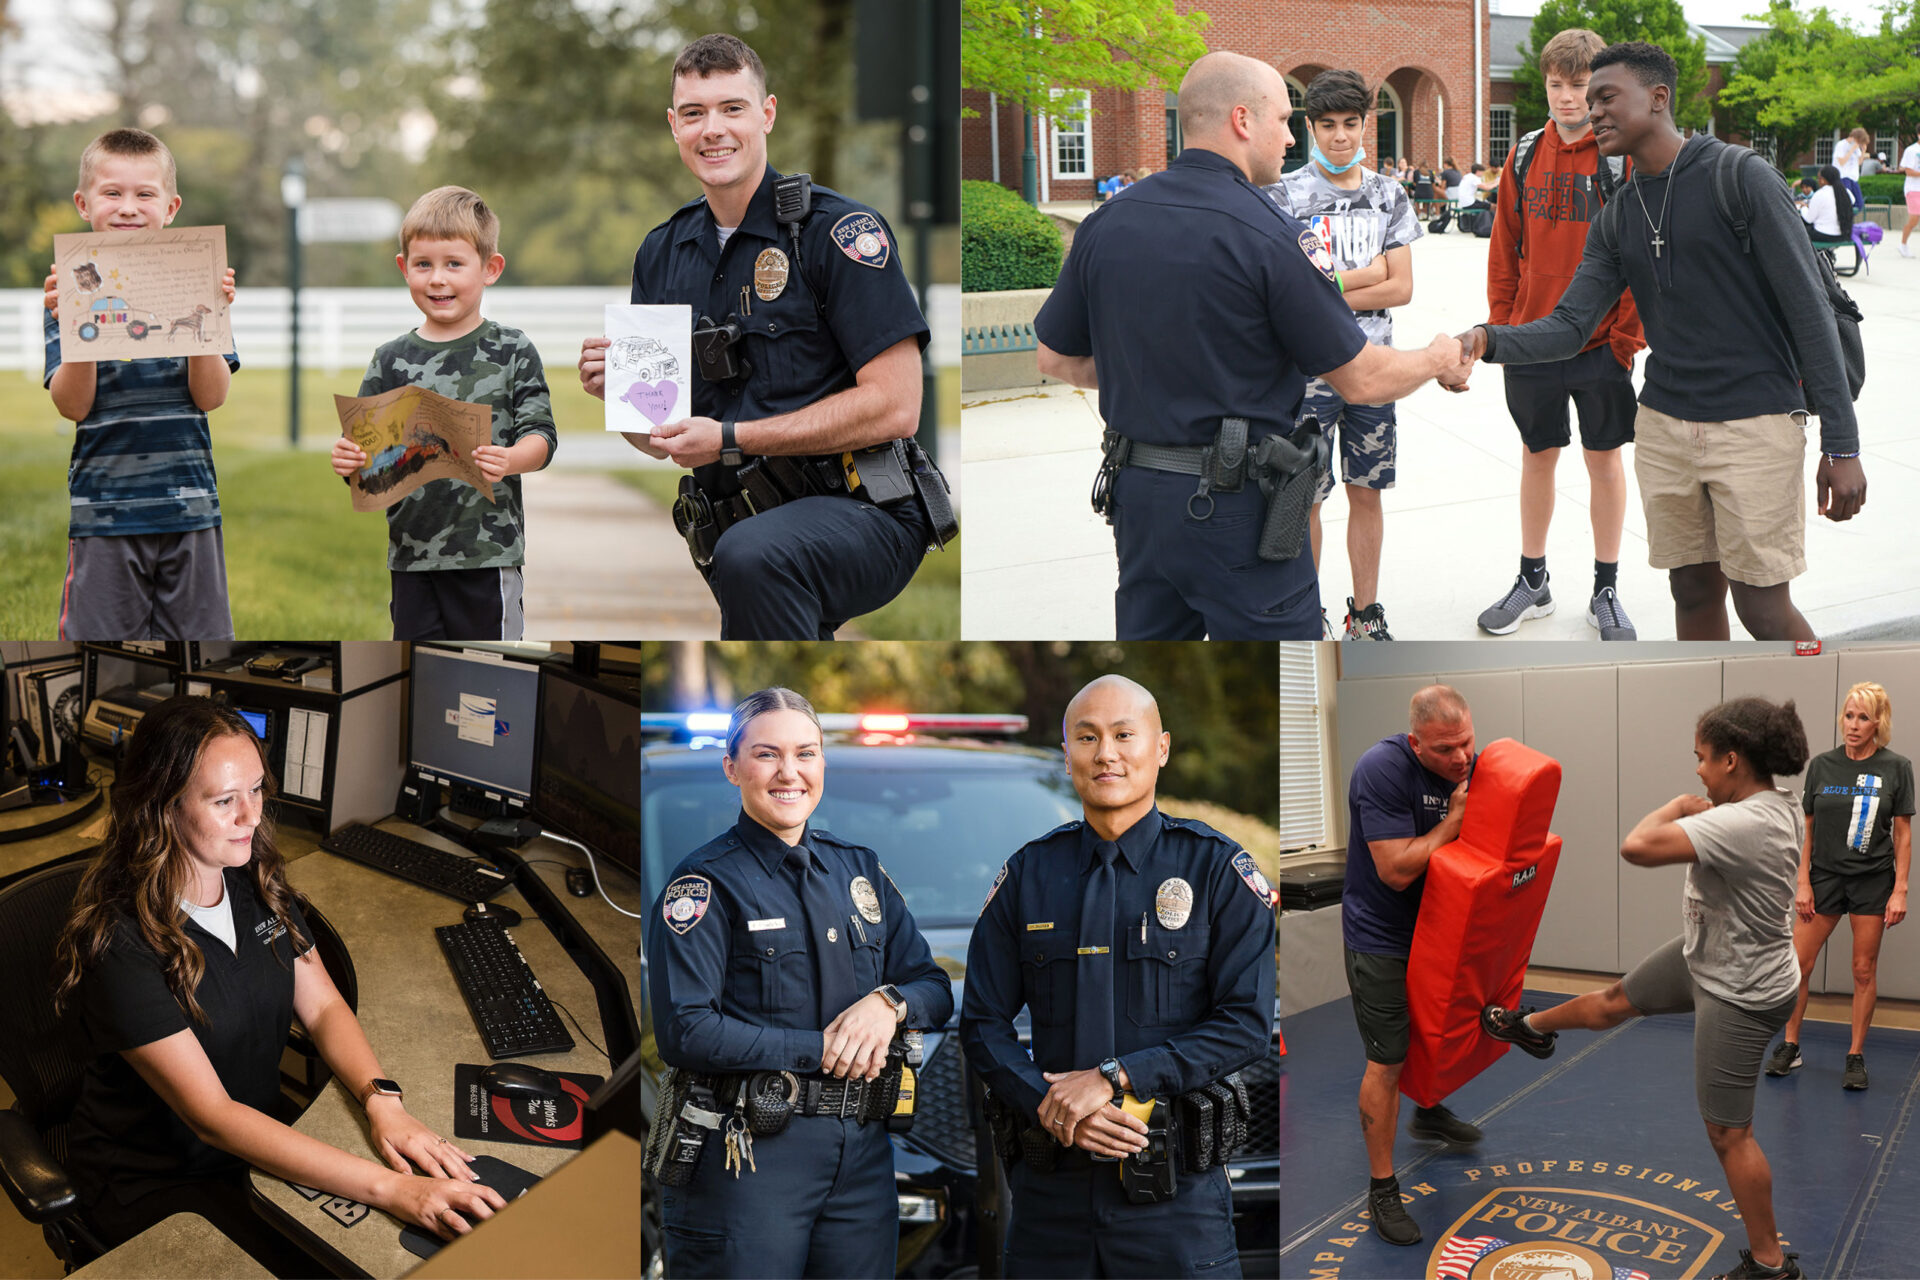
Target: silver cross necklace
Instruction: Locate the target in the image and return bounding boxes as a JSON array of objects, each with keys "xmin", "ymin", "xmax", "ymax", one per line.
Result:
[{"xmin": 1632, "ymin": 161, "xmax": 1675, "ymax": 258}]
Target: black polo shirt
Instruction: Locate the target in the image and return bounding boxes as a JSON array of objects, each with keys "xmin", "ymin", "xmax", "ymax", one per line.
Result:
[
  {"xmin": 1033, "ymin": 147, "xmax": 1366, "ymax": 447},
  {"xmin": 630, "ymin": 164, "xmax": 930, "ymax": 490},
  {"xmin": 66, "ymin": 868, "xmax": 311, "ymax": 1207}
]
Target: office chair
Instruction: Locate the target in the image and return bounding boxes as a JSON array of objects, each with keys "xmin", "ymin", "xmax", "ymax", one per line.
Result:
[
  {"xmin": 284, "ymin": 902, "xmax": 359, "ymax": 1100},
  {"xmin": 0, "ymin": 862, "xmax": 110, "ymax": 1270}
]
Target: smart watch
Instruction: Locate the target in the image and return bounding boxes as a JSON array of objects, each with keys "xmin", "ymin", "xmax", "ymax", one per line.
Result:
[
  {"xmin": 358, "ymin": 1077, "xmax": 404, "ymax": 1108},
  {"xmin": 720, "ymin": 415, "xmax": 744, "ymax": 468},
  {"xmin": 1098, "ymin": 1057, "xmax": 1124, "ymax": 1094},
  {"xmin": 875, "ymin": 985, "xmax": 907, "ymax": 1019}
]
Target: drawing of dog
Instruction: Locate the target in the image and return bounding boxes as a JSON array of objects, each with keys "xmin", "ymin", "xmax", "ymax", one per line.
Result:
[{"xmin": 167, "ymin": 304, "xmax": 212, "ymax": 342}]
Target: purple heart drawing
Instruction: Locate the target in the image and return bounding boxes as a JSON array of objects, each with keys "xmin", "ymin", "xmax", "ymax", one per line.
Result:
[{"xmin": 621, "ymin": 379, "xmax": 678, "ymax": 426}]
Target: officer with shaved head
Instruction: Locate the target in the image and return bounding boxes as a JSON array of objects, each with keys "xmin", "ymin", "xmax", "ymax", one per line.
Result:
[
  {"xmin": 960, "ymin": 675, "xmax": 1277, "ymax": 1275},
  {"xmin": 1034, "ymin": 51, "xmax": 1469, "ymax": 639}
]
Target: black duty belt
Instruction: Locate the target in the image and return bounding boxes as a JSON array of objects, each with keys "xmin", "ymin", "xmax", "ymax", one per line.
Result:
[{"xmin": 1124, "ymin": 441, "xmax": 1212, "ymax": 475}]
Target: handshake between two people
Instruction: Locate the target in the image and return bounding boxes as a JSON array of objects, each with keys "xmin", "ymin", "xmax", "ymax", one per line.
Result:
[{"xmin": 1429, "ymin": 325, "xmax": 1486, "ymax": 393}]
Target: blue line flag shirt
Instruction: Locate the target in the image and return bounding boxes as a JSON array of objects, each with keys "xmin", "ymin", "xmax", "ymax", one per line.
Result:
[
  {"xmin": 43, "ymin": 308, "xmax": 239, "ymax": 539},
  {"xmin": 1803, "ymin": 745, "xmax": 1914, "ymax": 879},
  {"xmin": 1033, "ymin": 147, "xmax": 1367, "ymax": 447},
  {"xmin": 647, "ymin": 811, "xmax": 954, "ymax": 1074},
  {"xmin": 1343, "ymin": 734, "xmax": 1458, "ymax": 956},
  {"xmin": 959, "ymin": 808, "xmax": 1275, "ymax": 1120}
]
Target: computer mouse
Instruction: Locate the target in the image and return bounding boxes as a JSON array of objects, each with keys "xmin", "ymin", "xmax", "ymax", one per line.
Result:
[
  {"xmin": 463, "ymin": 902, "xmax": 522, "ymax": 927},
  {"xmin": 565, "ymin": 867, "xmax": 592, "ymax": 898},
  {"xmin": 479, "ymin": 1063, "xmax": 564, "ymax": 1101}
]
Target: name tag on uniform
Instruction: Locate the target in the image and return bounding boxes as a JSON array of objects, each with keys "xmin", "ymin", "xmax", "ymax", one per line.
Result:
[
  {"xmin": 1025, "ymin": 922, "xmax": 1054, "ymax": 932},
  {"xmin": 747, "ymin": 918, "xmax": 787, "ymax": 932}
]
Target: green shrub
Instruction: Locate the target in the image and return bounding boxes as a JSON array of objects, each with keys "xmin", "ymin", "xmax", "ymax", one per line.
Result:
[
  {"xmin": 961, "ymin": 179, "xmax": 1063, "ymax": 292},
  {"xmin": 1860, "ymin": 173, "xmax": 1906, "ymax": 205}
]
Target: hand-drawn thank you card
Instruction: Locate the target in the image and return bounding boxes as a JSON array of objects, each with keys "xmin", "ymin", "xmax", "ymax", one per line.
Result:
[
  {"xmin": 604, "ymin": 303, "xmax": 691, "ymax": 434},
  {"xmin": 333, "ymin": 386, "xmax": 495, "ymax": 512},
  {"xmin": 52, "ymin": 225, "xmax": 232, "ymax": 362}
]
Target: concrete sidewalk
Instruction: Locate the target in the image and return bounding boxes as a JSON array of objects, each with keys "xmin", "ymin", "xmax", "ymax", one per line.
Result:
[{"xmin": 962, "ymin": 229, "xmax": 1920, "ymax": 641}]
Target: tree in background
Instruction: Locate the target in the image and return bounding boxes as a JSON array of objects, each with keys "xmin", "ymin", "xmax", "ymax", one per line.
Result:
[
  {"xmin": 1509, "ymin": 0, "xmax": 1710, "ymax": 138},
  {"xmin": 960, "ymin": 0, "xmax": 1209, "ymax": 118},
  {"xmin": 641, "ymin": 641, "xmax": 1279, "ymax": 826},
  {"xmin": 1718, "ymin": 0, "xmax": 1918, "ymax": 167}
]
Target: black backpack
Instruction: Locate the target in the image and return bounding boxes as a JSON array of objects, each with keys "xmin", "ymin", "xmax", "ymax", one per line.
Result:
[
  {"xmin": 1706, "ymin": 142, "xmax": 1865, "ymax": 418},
  {"xmin": 1508, "ymin": 126, "xmax": 1625, "ymax": 258}
]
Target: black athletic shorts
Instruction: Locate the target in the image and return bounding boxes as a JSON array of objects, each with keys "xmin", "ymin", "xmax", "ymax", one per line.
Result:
[
  {"xmin": 1811, "ymin": 864, "xmax": 1895, "ymax": 916},
  {"xmin": 1344, "ymin": 945, "xmax": 1410, "ymax": 1065},
  {"xmin": 1503, "ymin": 342, "xmax": 1637, "ymax": 454}
]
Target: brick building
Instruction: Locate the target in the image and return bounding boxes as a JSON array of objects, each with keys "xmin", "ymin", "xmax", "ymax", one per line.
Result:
[{"xmin": 963, "ymin": 3, "xmax": 1873, "ymax": 202}]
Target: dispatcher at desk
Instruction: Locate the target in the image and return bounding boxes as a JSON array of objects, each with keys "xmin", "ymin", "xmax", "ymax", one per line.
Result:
[{"xmin": 50, "ymin": 697, "xmax": 505, "ymax": 1276}]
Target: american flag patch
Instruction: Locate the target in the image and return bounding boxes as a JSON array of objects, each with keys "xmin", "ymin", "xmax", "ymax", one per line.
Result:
[
  {"xmin": 1435, "ymin": 1235, "xmax": 1504, "ymax": 1279},
  {"xmin": 1614, "ymin": 1270, "xmax": 1651, "ymax": 1280}
]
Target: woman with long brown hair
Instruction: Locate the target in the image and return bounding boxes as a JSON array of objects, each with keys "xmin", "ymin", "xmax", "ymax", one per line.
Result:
[{"xmin": 52, "ymin": 696, "xmax": 504, "ymax": 1274}]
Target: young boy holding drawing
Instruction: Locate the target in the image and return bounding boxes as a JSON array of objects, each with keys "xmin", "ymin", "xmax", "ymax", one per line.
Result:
[
  {"xmin": 329, "ymin": 186, "xmax": 556, "ymax": 641},
  {"xmin": 42, "ymin": 127, "xmax": 238, "ymax": 640}
]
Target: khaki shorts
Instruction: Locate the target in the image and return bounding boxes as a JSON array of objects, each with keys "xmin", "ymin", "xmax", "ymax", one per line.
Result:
[{"xmin": 1632, "ymin": 405, "xmax": 1807, "ymax": 587}]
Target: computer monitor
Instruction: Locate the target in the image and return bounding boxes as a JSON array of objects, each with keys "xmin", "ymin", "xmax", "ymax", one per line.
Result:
[
  {"xmin": 530, "ymin": 663, "xmax": 640, "ymax": 878},
  {"xmin": 408, "ymin": 646, "xmax": 543, "ymax": 804}
]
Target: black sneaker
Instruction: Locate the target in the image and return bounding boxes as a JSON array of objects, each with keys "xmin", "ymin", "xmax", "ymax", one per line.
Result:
[
  {"xmin": 1764, "ymin": 1040, "xmax": 1802, "ymax": 1076},
  {"xmin": 1845, "ymin": 1053, "xmax": 1869, "ymax": 1090},
  {"xmin": 1481, "ymin": 1004, "xmax": 1558, "ymax": 1059},
  {"xmin": 1366, "ymin": 1181, "xmax": 1422, "ymax": 1246},
  {"xmin": 1409, "ymin": 1102, "xmax": 1483, "ymax": 1145},
  {"xmin": 1712, "ymin": 1249, "xmax": 1801, "ymax": 1278},
  {"xmin": 1344, "ymin": 597, "xmax": 1394, "ymax": 641}
]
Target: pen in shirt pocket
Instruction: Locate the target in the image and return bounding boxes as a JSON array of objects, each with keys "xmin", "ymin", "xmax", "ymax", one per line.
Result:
[{"xmin": 1140, "ymin": 912, "xmax": 1147, "ymax": 944}]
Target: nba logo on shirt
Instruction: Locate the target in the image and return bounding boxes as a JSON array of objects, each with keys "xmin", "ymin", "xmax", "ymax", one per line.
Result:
[{"xmin": 1307, "ymin": 216, "xmax": 1336, "ymax": 259}]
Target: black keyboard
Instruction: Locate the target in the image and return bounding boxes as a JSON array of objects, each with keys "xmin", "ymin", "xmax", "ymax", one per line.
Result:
[
  {"xmin": 320, "ymin": 822, "xmax": 511, "ymax": 903},
  {"xmin": 434, "ymin": 920, "xmax": 576, "ymax": 1058}
]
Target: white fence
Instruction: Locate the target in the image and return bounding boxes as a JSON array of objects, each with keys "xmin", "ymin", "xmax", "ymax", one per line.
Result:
[{"xmin": 1, "ymin": 284, "xmax": 961, "ymax": 377}]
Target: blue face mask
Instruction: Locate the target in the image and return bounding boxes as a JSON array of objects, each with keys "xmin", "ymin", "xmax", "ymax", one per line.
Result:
[{"xmin": 1312, "ymin": 140, "xmax": 1367, "ymax": 174}]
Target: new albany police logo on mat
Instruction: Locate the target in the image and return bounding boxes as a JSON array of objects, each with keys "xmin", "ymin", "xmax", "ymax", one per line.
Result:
[{"xmin": 1427, "ymin": 1188, "xmax": 1722, "ymax": 1280}]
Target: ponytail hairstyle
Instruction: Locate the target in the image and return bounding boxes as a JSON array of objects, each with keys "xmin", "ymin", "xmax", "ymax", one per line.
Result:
[
  {"xmin": 725, "ymin": 687, "xmax": 821, "ymax": 759},
  {"xmin": 1696, "ymin": 697, "xmax": 1810, "ymax": 782},
  {"xmin": 52, "ymin": 697, "xmax": 306, "ymax": 1026}
]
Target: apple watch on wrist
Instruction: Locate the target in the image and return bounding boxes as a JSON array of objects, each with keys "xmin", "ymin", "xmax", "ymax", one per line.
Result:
[
  {"xmin": 720, "ymin": 416, "xmax": 744, "ymax": 468},
  {"xmin": 875, "ymin": 984, "xmax": 907, "ymax": 1020},
  {"xmin": 357, "ymin": 1077, "xmax": 403, "ymax": 1109}
]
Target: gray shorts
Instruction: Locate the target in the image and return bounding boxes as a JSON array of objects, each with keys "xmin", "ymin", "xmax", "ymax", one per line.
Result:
[
  {"xmin": 1621, "ymin": 936, "xmax": 1794, "ymax": 1128},
  {"xmin": 62, "ymin": 528, "xmax": 234, "ymax": 641},
  {"xmin": 1343, "ymin": 946, "xmax": 1410, "ymax": 1065}
]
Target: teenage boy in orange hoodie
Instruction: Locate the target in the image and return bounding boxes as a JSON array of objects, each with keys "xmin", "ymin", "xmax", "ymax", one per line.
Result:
[{"xmin": 1475, "ymin": 28, "xmax": 1647, "ymax": 639}]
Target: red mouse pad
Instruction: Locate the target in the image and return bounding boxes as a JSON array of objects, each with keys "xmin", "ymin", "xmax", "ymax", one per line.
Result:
[{"xmin": 452, "ymin": 1063, "xmax": 606, "ymax": 1149}]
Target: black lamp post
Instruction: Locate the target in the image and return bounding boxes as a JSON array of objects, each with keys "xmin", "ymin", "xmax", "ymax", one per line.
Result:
[{"xmin": 281, "ymin": 157, "xmax": 306, "ymax": 447}]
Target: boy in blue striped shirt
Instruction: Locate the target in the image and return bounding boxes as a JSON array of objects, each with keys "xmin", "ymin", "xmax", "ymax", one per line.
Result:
[{"xmin": 42, "ymin": 128, "xmax": 238, "ymax": 639}]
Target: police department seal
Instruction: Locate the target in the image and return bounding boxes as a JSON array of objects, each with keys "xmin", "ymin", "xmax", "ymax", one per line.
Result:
[
  {"xmin": 851, "ymin": 875, "xmax": 884, "ymax": 925},
  {"xmin": 1155, "ymin": 877, "xmax": 1193, "ymax": 929},
  {"xmin": 754, "ymin": 247, "xmax": 789, "ymax": 301}
]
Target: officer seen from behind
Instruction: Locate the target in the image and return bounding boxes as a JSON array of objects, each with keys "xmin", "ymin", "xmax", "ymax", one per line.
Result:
[
  {"xmin": 960, "ymin": 675, "xmax": 1278, "ymax": 1277},
  {"xmin": 644, "ymin": 687, "xmax": 954, "ymax": 1277},
  {"xmin": 582, "ymin": 35, "xmax": 953, "ymax": 640},
  {"xmin": 1034, "ymin": 52, "xmax": 1468, "ymax": 640}
]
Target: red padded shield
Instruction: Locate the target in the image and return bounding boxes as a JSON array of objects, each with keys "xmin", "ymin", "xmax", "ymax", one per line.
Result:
[{"xmin": 1400, "ymin": 737, "xmax": 1562, "ymax": 1108}]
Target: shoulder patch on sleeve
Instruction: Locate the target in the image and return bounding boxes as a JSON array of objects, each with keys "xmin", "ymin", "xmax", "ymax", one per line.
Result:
[
  {"xmin": 981, "ymin": 862, "xmax": 1008, "ymax": 914},
  {"xmin": 831, "ymin": 211, "xmax": 892, "ymax": 269},
  {"xmin": 1231, "ymin": 849, "xmax": 1278, "ymax": 907},
  {"xmin": 1298, "ymin": 229, "xmax": 1338, "ymax": 284},
  {"xmin": 661, "ymin": 874, "xmax": 713, "ymax": 934}
]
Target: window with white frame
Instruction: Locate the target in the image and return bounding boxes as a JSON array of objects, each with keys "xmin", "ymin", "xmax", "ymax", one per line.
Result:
[
  {"xmin": 1489, "ymin": 105, "xmax": 1514, "ymax": 167},
  {"xmin": 1751, "ymin": 129, "xmax": 1778, "ymax": 164},
  {"xmin": 1050, "ymin": 90, "xmax": 1091, "ymax": 180},
  {"xmin": 1279, "ymin": 644, "xmax": 1329, "ymax": 855},
  {"xmin": 1874, "ymin": 128, "xmax": 1897, "ymax": 164},
  {"xmin": 1816, "ymin": 134, "xmax": 1835, "ymax": 165}
]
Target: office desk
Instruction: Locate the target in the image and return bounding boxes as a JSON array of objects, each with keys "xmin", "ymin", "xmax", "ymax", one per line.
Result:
[
  {"xmin": 251, "ymin": 820, "xmax": 639, "ymax": 1279},
  {"xmin": 69, "ymin": 1212, "xmax": 271, "ymax": 1279},
  {"xmin": 0, "ymin": 774, "xmax": 111, "ymax": 883}
]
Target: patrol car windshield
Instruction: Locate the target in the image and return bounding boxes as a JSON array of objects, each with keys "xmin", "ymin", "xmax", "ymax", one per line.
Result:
[{"xmin": 643, "ymin": 762, "xmax": 1081, "ymax": 927}]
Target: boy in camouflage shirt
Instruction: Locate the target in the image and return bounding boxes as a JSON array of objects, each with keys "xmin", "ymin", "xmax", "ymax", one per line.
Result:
[{"xmin": 332, "ymin": 186, "xmax": 557, "ymax": 639}]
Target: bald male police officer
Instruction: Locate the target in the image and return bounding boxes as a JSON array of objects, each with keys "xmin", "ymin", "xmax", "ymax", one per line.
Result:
[
  {"xmin": 960, "ymin": 676, "xmax": 1278, "ymax": 1276},
  {"xmin": 1034, "ymin": 51, "xmax": 1467, "ymax": 640},
  {"xmin": 582, "ymin": 34, "xmax": 952, "ymax": 640}
]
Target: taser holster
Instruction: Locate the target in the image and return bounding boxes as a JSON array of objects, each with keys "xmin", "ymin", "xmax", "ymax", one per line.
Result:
[
  {"xmin": 642, "ymin": 1066, "xmax": 725, "ymax": 1186},
  {"xmin": 1117, "ymin": 1093, "xmax": 1178, "ymax": 1203}
]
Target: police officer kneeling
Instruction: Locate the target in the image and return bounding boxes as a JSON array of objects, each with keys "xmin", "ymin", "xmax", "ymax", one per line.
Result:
[
  {"xmin": 582, "ymin": 34, "xmax": 954, "ymax": 641},
  {"xmin": 960, "ymin": 675, "xmax": 1278, "ymax": 1277},
  {"xmin": 644, "ymin": 688, "xmax": 954, "ymax": 1277},
  {"xmin": 1033, "ymin": 51, "xmax": 1466, "ymax": 640}
]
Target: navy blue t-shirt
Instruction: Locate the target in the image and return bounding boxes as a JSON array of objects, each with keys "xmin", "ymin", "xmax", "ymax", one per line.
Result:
[
  {"xmin": 1344, "ymin": 734, "xmax": 1458, "ymax": 955},
  {"xmin": 1033, "ymin": 147, "xmax": 1366, "ymax": 447}
]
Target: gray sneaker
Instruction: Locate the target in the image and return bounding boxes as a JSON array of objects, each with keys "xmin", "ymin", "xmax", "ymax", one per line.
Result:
[
  {"xmin": 1586, "ymin": 586, "xmax": 1637, "ymax": 640},
  {"xmin": 1344, "ymin": 598, "xmax": 1394, "ymax": 640},
  {"xmin": 1477, "ymin": 574, "xmax": 1554, "ymax": 635}
]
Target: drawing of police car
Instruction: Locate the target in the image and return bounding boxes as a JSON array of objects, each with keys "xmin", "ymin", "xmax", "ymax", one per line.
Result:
[
  {"xmin": 608, "ymin": 336, "xmax": 681, "ymax": 383},
  {"xmin": 76, "ymin": 296, "xmax": 159, "ymax": 343}
]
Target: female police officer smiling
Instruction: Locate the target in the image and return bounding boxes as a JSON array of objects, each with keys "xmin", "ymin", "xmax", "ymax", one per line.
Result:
[
  {"xmin": 647, "ymin": 687, "xmax": 954, "ymax": 1277},
  {"xmin": 50, "ymin": 697, "xmax": 504, "ymax": 1274}
]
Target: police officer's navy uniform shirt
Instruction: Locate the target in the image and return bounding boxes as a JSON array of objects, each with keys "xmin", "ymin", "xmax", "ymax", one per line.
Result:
[
  {"xmin": 1032, "ymin": 147, "xmax": 1368, "ymax": 446},
  {"xmin": 1343, "ymin": 735, "xmax": 1458, "ymax": 955},
  {"xmin": 630, "ymin": 165, "xmax": 929, "ymax": 474},
  {"xmin": 647, "ymin": 811, "xmax": 954, "ymax": 1074},
  {"xmin": 67, "ymin": 868, "xmax": 311, "ymax": 1207},
  {"xmin": 960, "ymin": 808, "xmax": 1276, "ymax": 1119}
]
